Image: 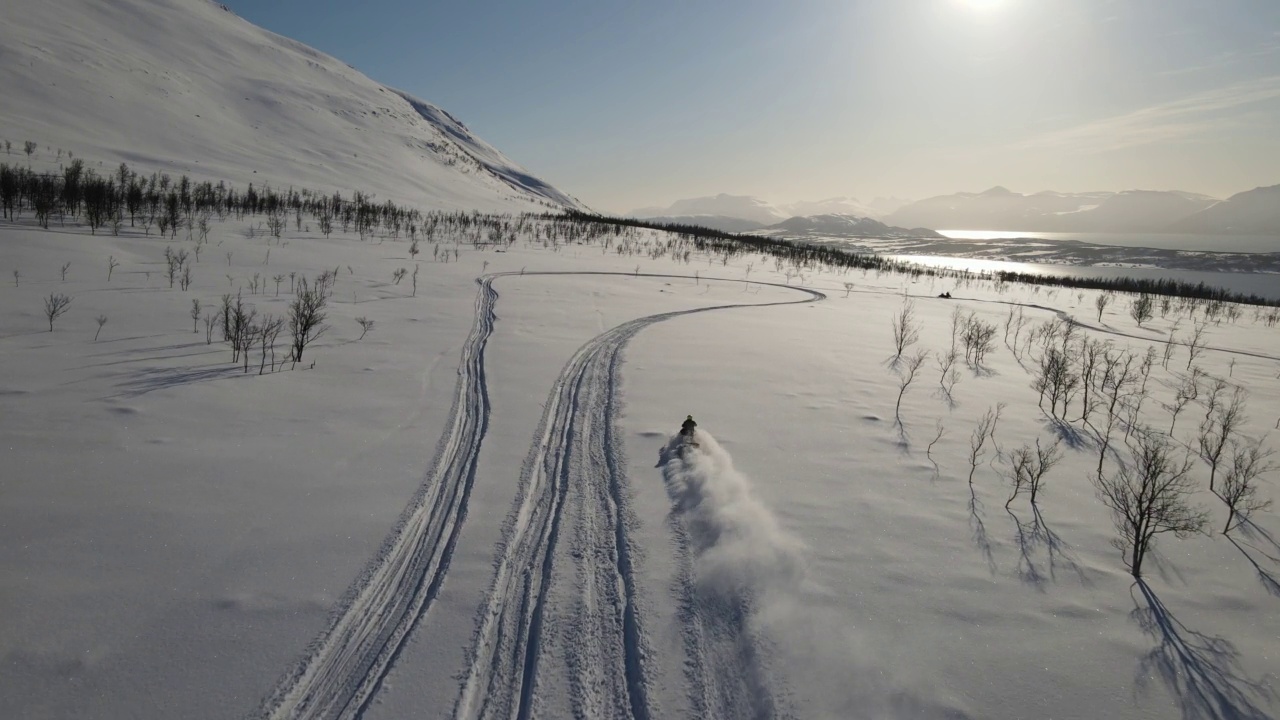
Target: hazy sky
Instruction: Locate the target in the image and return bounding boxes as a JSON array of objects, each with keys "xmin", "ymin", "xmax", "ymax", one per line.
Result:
[{"xmin": 226, "ymin": 0, "xmax": 1280, "ymax": 213}]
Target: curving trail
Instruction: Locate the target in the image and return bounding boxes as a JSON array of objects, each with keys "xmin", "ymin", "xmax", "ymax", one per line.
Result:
[
  {"xmin": 454, "ymin": 272, "xmax": 823, "ymax": 720},
  {"xmin": 255, "ymin": 277, "xmax": 498, "ymax": 720},
  {"xmin": 256, "ymin": 272, "xmax": 822, "ymax": 720}
]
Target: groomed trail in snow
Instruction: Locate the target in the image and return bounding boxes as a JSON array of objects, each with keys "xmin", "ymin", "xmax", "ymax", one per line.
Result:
[
  {"xmin": 259, "ymin": 272, "xmax": 823, "ymax": 720},
  {"xmin": 256, "ymin": 277, "xmax": 497, "ymax": 720},
  {"xmin": 454, "ymin": 274, "xmax": 823, "ymax": 720}
]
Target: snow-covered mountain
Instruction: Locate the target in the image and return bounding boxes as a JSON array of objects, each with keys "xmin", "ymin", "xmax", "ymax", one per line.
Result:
[
  {"xmin": 0, "ymin": 0, "xmax": 584, "ymax": 213},
  {"xmin": 1171, "ymin": 184, "xmax": 1280, "ymax": 234},
  {"xmin": 630, "ymin": 194, "xmax": 788, "ymax": 226},
  {"xmin": 884, "ymin": 186, "xmax": 1221, "ymax": 233},
  {"xmin": 781, "ymin": 196, "xmax": 909, "ymax": 218},
  {"xmin": 759, "ymin": 213, "xmax": 943, "ymax": 239}
]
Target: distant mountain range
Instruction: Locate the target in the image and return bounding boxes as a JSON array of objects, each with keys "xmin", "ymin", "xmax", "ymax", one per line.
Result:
[
  {"xmin": 634, "ymin": 186, "xmax": 1280, "ymax": 237},
  {"xmin": 885, "ymin": 186, "xmax": 1280, "ymax": 235},
  {"xmin": 629, "ymin": 194, "xmax": 923, "ymax": 237}
]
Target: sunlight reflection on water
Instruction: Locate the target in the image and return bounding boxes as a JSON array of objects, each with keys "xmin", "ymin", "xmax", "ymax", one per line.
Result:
[
  {"xmin": 891, "ymin": 254, "xmax": 1280, "ymax": 301},
  {"xmin": 937, "ymin": 230, "xmax": 1280, "ymax": 254}
]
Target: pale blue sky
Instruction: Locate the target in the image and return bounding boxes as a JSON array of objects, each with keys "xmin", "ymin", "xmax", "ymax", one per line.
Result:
[{"xmin": 225, "ymin": 0, "xmax": 1280, "ymax": 212}]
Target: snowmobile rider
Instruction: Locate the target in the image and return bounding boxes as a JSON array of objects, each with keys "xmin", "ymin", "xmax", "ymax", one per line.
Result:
[{"xmin": 680, "ymin": 415, "xmax": 697, "ymax": 436}]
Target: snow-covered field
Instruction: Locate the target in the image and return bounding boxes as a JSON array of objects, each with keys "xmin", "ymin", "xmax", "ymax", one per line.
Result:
[
  {"xmin": 3, "ymin": 0, "xmax": 1279, "ymax": 717},
  {"xmin": 2, "ymin": 184, "xmax": 1278, "ymax": 718}
]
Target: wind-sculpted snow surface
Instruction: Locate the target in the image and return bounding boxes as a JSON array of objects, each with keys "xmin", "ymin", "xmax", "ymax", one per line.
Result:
[{"xmin": 659, "ymin": 433, "xmax": 803, "ymax": 719}]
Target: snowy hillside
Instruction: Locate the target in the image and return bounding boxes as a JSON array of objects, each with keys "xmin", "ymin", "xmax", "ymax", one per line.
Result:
[{"xmin": 0, "ymin": 0, "xmax": 583, "ymax": 213}]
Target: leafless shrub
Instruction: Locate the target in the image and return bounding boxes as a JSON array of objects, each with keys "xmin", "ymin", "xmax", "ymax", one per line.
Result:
[
  {"xmin": 1093, "ymin": 428, "xmax": 1207, "ymax": 578},
  {"xmin": 1165, "ymin": 368, "xmax": 1202, "ymax": 436},
  {"xmin": 1130, "ymin": 294, "xmax": 1155, "ymax": 327},
  {"xmin": 891, "ymin": 299, "xmax": 920, "ymax": 359},
  {"xmin": 43, "ymin": 292, "xmax": 72, "ymax": 331},
  {"xmin": 266, "ymin": 212, "xmax": 286, "ymax": 241},
  {"xmin": 967, "ymin": 405, "xmax": 1002, "ymax": 485},
  {"xmin": 60, "ymin": 262, "xmax": 71, "ymax": 282},
  {"xmin": 258, "ymin": 314, "xmax": 285, "ymax": 374},
  {"xmin": 107, "ymin": 255, "xmax": 120, "ymax": 282},
  {"xmin": 1033, "ymin": 346, "xmax": 1078, "ymax": 417},
  {"xmin": 1094, "ymin": 347, "xmax": 1137, "ymax": 474},
  {"xmin": 895, "ymin": 349, "xmax": 929, "ymax": 423},
  {"xmin": 93, "ymin": 314, "xmax": 108, "ymax": 342},
  {"xmin": 1218, "ymin": 439, "xmax": 1275, "ymax": 534},
  {"xmin": 960, "ymin": 312, "xmax": 997, "ymax": 367},
  {"xmin": 1184, "ymin": 321, "xmax": 1209, "ymax": 369},
  {"xmin": 190, "ymin": 299, "xmax": 202, "ymax": 333},
  {"xmin": 1076, "ymin": 338, "xmax": 1106, "ymax": 423},
  {"xmin": 1005, "ymin": 437, "xmax": 1063, "ymax": 508},
  {"xmin": 927, "ymin": 419, "xmax": 946, "ymax": 477},
  {"xmin": 227, "ymin": 294, "xmax": 257, "ymax": 366},
  {"xmin": 1094, "ymin": 291, "xmax": 1114, "ymax": 321},
  {"xmin": 949, "ymin": 306, "xmax": 965, "ymax": 355},
  {"xmin": 1197, "ymin": 386, "xmax": 1246, "ymax": 493},
  {"xmin": 356, "ymin": 317, "xmax": 375, "ymax": 341},
  {"xmin": 203, "ymin": 310, "xmax": 220, "ymax": 345},
  {"xmin": 288, "ymin": 277, "xmax": 329, "ymax": 366}
]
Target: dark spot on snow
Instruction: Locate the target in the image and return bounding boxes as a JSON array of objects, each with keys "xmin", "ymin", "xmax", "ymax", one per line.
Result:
[{"xmin": 862, "ymin": 415, "xmax": 881, "ymax": 422}]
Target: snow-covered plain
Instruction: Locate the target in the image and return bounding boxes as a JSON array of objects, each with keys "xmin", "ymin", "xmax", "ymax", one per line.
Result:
[
  {"xmin": 3, "ymin": 174, "xmax": 1279, "ymax": 718},
  {"xmin": 3, "ymin": 0, "xmax": 1279, "ymax": 717}
]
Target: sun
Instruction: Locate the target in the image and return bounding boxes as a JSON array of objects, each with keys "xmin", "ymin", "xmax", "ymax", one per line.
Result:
[{"xmin": 959, "ymin": 0, "xmax": 1007, "ymax": 11}]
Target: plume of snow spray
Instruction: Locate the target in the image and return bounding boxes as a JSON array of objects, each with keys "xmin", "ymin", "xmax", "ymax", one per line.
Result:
[
  {"xmin": 661, "ymin": 432, "xmax": 804, "ymax": 601},
  {"xmin": 659, "ymin": 431, "xmax": 971, "ymax": 720}
]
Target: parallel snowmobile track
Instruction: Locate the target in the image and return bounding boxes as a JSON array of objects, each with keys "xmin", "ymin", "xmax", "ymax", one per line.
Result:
[
  {"xmin": 455, "ymin": 272, "xmax": 824, "ymax": 720},
  {"xmin": 256, "ymin": 272, "xmax": 822, "ymax": 720},
  {"xmin": 256, "ymin": 277, "xmax": 498, "ymax": 720}
]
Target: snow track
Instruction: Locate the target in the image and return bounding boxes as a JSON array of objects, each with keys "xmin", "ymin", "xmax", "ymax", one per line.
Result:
[
  {"xmin": 255, "ymin": 278, "xmax": 498, "ymax": 720},
  {"xmin": 455, "ymin": 273, "xmax": 823, "ymax": 720},
  {"xmin": 258, "ymin": 272, "xmax": 821, "ymax": 720}
]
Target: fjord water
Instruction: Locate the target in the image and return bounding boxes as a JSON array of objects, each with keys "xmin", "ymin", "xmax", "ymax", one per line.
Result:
[
  {"xmin": 938, "ymin": 230, "xmax": 1280, "ymax": 254},
  {"xmin": 894, "ymin": 253, "xmax": 1280, "ymax": 300}
]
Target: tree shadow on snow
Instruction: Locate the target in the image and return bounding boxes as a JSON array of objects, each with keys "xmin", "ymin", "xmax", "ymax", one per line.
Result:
[
  {"xmin": 1225, "ymin": 534, "xmax": 1280, "ymax": 598},
  {"xmin": 106, "ymin": 363, "xmax": 246, "ymax": 398},
  {"xmin": 1041, "ymin": 415, "xmax": 1092, "ymax": 451},
  {"xmin": 968, "ymin": 487, "xmax": 997, "ymax": 576},
  {"xmin": 1005, "ymin": 505, "xmax": 1089, "ymax": 591},
  {"xmin": 1129, "ymin": 581, "xmax": 1278, "ymax": 720}
]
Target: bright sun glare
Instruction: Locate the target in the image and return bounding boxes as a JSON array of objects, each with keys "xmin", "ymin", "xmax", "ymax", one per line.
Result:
[{"xmin": 960, "ymin": 0, "xmax": 1006, "ymax": 11}]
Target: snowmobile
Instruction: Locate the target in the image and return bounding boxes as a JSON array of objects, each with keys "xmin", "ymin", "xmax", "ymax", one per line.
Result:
[{"xmin": 679, "ymin": 415, "xmax": 700, "ymax": 448}]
